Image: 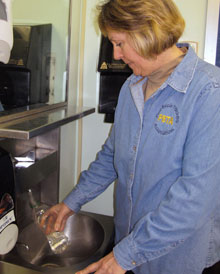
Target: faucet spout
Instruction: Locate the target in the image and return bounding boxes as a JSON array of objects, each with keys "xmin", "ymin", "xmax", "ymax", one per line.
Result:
[{"xmin": 16, "ymin": 242, "xmax": 29, "ymax": 251}]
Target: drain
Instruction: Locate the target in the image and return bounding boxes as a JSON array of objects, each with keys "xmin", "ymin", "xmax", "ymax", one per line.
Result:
[{"xmin": 41, "ymin": 263, "xmax": 60, "ymax": 268}]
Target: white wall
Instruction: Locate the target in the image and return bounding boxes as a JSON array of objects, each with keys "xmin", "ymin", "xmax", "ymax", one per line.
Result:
[
  {"xmin": 60, "ymin": 0, "xmax": 208, "ymax": 216},
  {"xmin": 79, "ymin": 0, "xmax": 114, "ymax": 216},
  {"xmin": 174, "ymin": 0, "xmax": 208, "ymax": 58},
  {"xmin": 59, "ymin": 0, "xmax": 81, "ymax": 201}
]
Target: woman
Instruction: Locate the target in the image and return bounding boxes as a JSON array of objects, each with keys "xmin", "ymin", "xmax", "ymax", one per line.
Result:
[{"xmin": 41, "ymin": 0, "xmax": 220, "ymax": 273}]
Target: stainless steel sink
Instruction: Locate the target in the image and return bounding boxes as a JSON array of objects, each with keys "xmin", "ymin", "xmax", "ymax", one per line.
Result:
[
  {"xmin": 1, "ymin": 211, "xmax": 114, "ymax": 273},
  {"xmin": 17, "ymin": 213, "xmax": 104, "ymax": 268}
]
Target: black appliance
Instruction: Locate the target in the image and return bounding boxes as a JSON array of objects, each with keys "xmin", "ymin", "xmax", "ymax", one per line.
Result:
[
  {"xmin": 0, "ymin": 24, "xmax": 52, "ymax": 109},
  {"xmin": 0, "ymin": 147, "xmax": 15, "ymax": 203},
  {"xmin": 0, "ymin": 147, "xmax": 18, "ymax": 255},
  {"xmin": 98, "ymin": 35, "xmax": 132, "ymax": 123},
  {"xmin": 0, "ymin": 65, "xmax": 30, "ymax": 109}
]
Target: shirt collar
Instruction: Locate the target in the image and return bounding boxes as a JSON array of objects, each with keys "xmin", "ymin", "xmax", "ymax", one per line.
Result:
[
  {"xmin": 128, "ymin": 44, "xmax": 199, "ymax": 94},
  {"xmin": 166, "ymin": 44, "xmax": 199, "ymax": 93}
]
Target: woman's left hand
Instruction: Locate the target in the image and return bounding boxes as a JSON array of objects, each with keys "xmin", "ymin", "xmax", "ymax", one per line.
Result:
[{"xmin": 75, "ymin": 251, "xmax": 126, "ymax": 274}]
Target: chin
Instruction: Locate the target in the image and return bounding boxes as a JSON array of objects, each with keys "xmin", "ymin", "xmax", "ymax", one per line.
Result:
[
  {"xmin": 132, "ymin": 69, "xmax": 140, "ymax": 76},
  {"xmin": 133, "ymin": 71, "xmax": 143, "ymax": 76},
  {"xmin": 131, "ymin": 67, "xmax": 142, "ymax": 76}
]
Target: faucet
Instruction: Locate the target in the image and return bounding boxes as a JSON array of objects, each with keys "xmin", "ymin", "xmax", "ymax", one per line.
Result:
[{"xmin": 16, "ymin": 242, "xmax": 29, "ymax": 251}]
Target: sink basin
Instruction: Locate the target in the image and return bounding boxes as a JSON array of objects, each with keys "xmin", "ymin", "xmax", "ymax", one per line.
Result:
[
  {"xmin": 1, "ymin": 211, "xmax": 114, "ymax": 273},
  {"xmin": 17, "ymin": 213, "xmax": 105, "ymax": 270}
]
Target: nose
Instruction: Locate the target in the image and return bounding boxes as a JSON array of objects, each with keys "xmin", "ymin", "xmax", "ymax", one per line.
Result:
[{"xmin": 113, "ymin": 46, "xmax": 123, "ymax": 60}]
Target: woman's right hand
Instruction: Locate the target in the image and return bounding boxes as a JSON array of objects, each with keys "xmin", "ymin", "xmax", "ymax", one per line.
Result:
[{"xmin": 40, "ymin": 202, "xmax": 74, "ymax": 235}]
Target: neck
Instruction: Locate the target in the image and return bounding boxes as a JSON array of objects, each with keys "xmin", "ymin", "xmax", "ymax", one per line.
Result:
[
  {"xmin": 143, "ymin": 45, "xmax": 183, "ymax": 76},
  {"xmin": 143, "ymin": 45, "xmax": 186, "ymax": 101}
]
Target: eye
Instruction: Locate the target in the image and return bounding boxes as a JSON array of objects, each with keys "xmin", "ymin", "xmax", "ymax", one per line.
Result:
[{"xmin": 116, "ymin": 42, "xmax": 122, "ymax": 47}]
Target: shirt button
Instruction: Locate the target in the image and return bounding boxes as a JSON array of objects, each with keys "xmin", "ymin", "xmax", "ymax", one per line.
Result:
[
  {"xmin": 132, "ymin": 261, "xmax": 136, "ymax": 266},
  {"xmin": 133, "ymin": 146, "xmax": 136, "ymax": 151},
  {"xmin": 130, "ymin": 174, "xmax": 134, "ymax": 179}
]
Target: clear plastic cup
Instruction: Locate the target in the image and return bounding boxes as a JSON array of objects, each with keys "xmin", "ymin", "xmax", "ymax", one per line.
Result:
[
  {"xmin": 35, "ymin": 206, "xmax": 69, "ymax": 254},
  {"xmin": 46, "ymin": 231, "xmax": 69, "ymax": 254}
]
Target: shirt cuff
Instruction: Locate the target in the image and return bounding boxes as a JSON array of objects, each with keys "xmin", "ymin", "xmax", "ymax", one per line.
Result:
[
  {"xmin": 113, "ymin": 234, "xmax": 146, "ymax": 270},
  {"xmin": 63, "ymin": 187, "xmax": 84, "ymax": 213}
]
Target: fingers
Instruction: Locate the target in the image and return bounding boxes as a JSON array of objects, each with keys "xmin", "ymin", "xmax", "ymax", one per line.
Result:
[
  {"xmin": 55, "ymin": 204, "xmax": 74, "ymax": 231},
  {"xmin": 40, "ymin": 212, "xmax": 48, "ymax": 227},
  {"xmin": 54, "ymin": 213, "xmax": 65, "ymax": 231},
  {"xmin": 75, "ymin": 252, "xmax": 126, "ymax": 274},
  {"xmin": 45, "ymin": 214, "xmax": 57, "ymax": 234},
  {"xmin": 39, "ymin": 211, "xmax": 55, "ymax": 234},
  {"xmin": 39, "ymin": 204, "xmax": 60, "ymax": 234},
  {"xmin": 40, "ymin": 203, "xmax": 74, "ymax": 234}
]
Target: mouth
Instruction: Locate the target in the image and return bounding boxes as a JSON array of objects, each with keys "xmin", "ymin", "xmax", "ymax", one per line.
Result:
[
  {"xmin": 123, "ymin": 60, "xmax": 134, "ymax": 71},
  {"xmin": 122, "ymin": 59, "xmax": 130, "ymax": 65},
  {"xmin": 124, "ymin": 61, "xmax": 131, "ymax": 66}
]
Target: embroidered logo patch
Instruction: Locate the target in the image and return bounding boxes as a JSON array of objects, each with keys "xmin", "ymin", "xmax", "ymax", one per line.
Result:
[{"xmin": 155, "ymin": 104, "xmax": 179, "ymax": 135}]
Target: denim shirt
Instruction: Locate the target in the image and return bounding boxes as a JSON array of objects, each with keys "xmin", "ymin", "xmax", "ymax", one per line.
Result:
[{"xmin": 64, "ymin": 45, "xmax": 220, "ymax": 274}]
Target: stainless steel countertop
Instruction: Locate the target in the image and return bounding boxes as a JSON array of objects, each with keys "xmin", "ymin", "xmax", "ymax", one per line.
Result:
[
  {"xmin": 0, "ymin": 261, "xmax": 41, "ymax": 274},
  {"xmin": 0, "ymin": 105, "xmax": 95, "ymax": 140}
]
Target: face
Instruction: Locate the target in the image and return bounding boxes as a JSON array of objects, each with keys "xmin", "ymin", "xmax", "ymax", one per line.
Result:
[{"xmin": 107, "ymin": 30, "xmax": 156, "ymax": 76}]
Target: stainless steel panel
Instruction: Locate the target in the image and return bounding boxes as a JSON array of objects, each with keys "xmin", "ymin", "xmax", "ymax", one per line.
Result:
[
  {"xmin": 0, "ymin": 261, "xmax": 41, "ymax": 274},
  {"xmin": 15, "ymin": 150, "xmax": 57, "ymax": 192}
]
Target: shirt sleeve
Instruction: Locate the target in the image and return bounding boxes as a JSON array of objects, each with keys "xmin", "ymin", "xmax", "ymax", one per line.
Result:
[
  {"xmin": 63, "ymin": 125, "xmax": 117, "ymax": 212},
  {"xmin": 113, "ymin": 83, "xmax": 220, "ymax": 270}
]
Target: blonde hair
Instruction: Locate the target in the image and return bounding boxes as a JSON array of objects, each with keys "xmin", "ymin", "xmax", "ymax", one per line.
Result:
[{"xmin": 97, "ymin": 0, "xmax": 185, "ymax": 58}]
